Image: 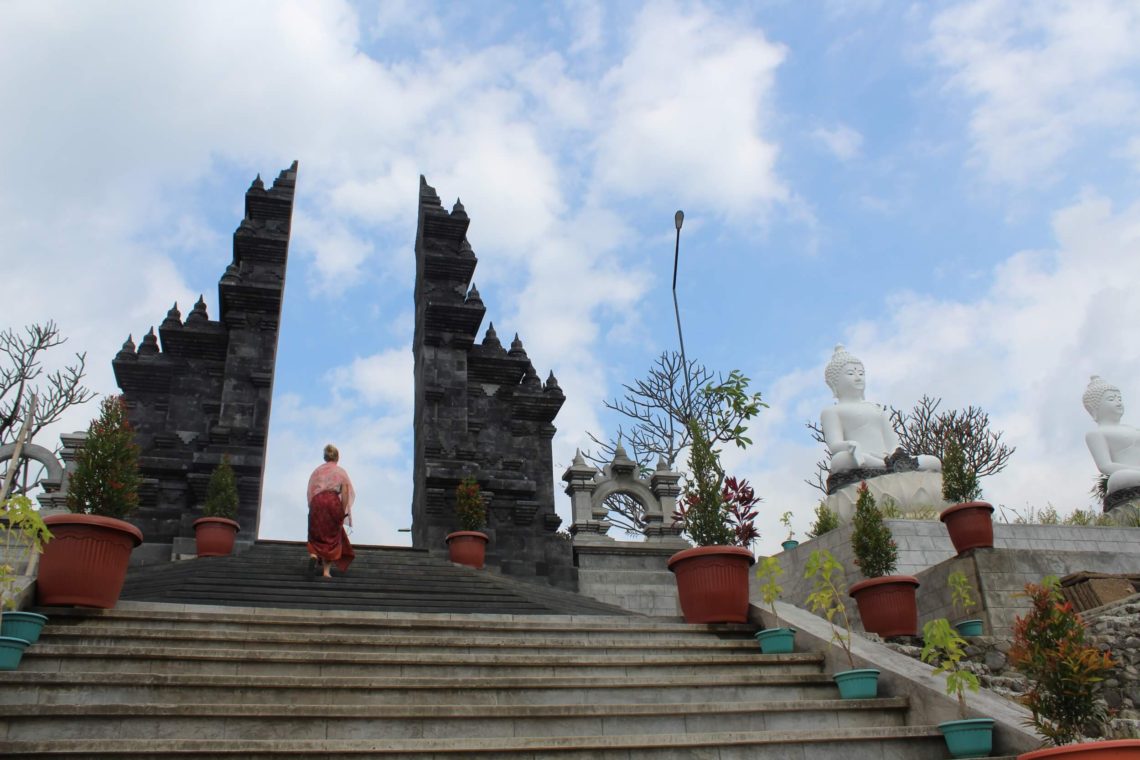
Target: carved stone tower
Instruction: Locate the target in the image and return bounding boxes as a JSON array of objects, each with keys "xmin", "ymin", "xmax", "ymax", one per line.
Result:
[
  {"xmin": 112, "ymin": 162, "xmax": 297, "ymax": 549},
  {"xmin": 412, "ymin": 177, "xmax": 576, "ymax": 589}
]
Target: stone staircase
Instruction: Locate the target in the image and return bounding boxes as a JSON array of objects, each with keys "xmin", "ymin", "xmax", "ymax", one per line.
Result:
[
  {"xmin": 0, "ymin": 602, "xmax": 960, "ymax": 759},
  {"xmin": 0, "ymin": 542, "xmax": 1014, "ymax": 757}
]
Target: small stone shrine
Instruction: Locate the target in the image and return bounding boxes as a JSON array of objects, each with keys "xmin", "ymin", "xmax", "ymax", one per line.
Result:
[
  {"xmin": 820, "ymin": 344, "xmax": 943, "ymax": 519},
  {"xmin": 111, "ymin": 162, "xmax": 298, "ymax": 552},
  {"xmin": 411, "ymin": 177, "xmax": 576, "ymax": 589}
]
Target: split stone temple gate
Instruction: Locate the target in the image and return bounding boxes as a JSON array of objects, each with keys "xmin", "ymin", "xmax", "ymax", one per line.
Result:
[{"xmin": 44, "ymin": 162, "xmax": 683, "ymax": 596}]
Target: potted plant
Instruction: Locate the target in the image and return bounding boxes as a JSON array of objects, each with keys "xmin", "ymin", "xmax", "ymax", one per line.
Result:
[
  {"xmin": 1009, "ymin": 577, "xmax": 1138, "ymax": 759},
  {"xmin": 446, "ymin": 476, "xmax": 488, "ymax": 569},
  {"xmin": 939, "ymin": 438, "xmax": 995, "ymax": 555},
  {"xmin": 0, "ymin": 495, "xmax": 52, "ymax": 670},
  {"xmin": 754, "ymin": 555, "xmax": 795, "ymax": 653},
  {"xmin": 847, "ymin": 482, "xmax": 920, "ymax": 638},
  {"xmin": 193, "ymin": 456, "xmax": 240, "ymax": 557},
  {"xmin": 37, "ymin": 395, "xmax": 144, "ymax": 608},
  {"xmin": 949, "ymin": 570, "xmax": 983, "ymax": 636},
  {"xmin": 780, "ymin": 511, "xmax": 798, "ymax": 551},
  {"xmin": 920, "ymin": 617, "xmax": 995, "ymax": 758},
  {"xmin": 804, "ymin": 548, "xmax": 880, "ymax": 698},
  {"xmin": 668, "ymin": 421, "xmax": 759, "ymax": 623}
]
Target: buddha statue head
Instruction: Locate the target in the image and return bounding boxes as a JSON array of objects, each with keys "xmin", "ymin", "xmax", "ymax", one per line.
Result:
[
  {"xmin": 824, "ymin": 344, "xmax": 865, "ymax": 401},
  {"xmin": 1083, "ymin": 375, "xmax": 1124, "ymax": 425}
]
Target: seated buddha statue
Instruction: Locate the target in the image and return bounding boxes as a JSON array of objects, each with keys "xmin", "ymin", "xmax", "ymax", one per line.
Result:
[
  {"xmin": 821, "ymin": 344, "xmax": 941, "ymax": 477},
  {"xmin": 1083, "ymin": 375, "xmax": 1140, "ymax": 496}
]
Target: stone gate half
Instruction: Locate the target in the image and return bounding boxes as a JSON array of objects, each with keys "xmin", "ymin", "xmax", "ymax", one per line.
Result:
[{"xmin": 411, "ymin": 177, "xmax": 576, "ymax": 590}]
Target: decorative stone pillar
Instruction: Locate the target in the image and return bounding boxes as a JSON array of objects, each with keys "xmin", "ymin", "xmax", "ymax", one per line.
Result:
[
  {"xmin": 648, "ymin": 457, "xmax": 685, "ymax": 542},
  {"xmin": 563, "ymin": 450, "xmax": 609, "ymax": 542}
]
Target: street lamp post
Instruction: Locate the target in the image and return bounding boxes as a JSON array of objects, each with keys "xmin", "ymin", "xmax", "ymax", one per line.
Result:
[{"xmin": 672, "ymin": 210, "xmax": 694, "ymax": 432}]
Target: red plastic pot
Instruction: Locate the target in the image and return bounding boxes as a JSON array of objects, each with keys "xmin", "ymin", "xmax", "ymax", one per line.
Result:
[
  {"xmin": 940, "ymin": 501, "xmax": 995, "ymax": 555},
  {"xmin": 37, "ymin": 514, "xmax": 143, "ymax": 608},
  {"xmin": 1018, "ymin": 739, "xmax": 1140, "ymax": 760},
  {"xmin": 667, "ymin": 545, "xmax": 755, "ymax": 624},
  {"xmin": 193, "ymin": 517, "xmax": 240, "ymax": 557},
  {"xmin": 849, "ymin": 575, "xmax": 920, "ymax": 638},
  {"xmin": 446, "ymin": 531, "xmax": 488, "ymax": 569}
]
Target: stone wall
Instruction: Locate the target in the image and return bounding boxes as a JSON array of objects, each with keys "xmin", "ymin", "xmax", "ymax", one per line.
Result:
[
  {"xmin": 410, "ymin": 177, "xmax": 575, "ymax": 590},
  {"xmin": 886, "ymin": 595, "xmax": 1140, "ymax": 741},
  {"xmin": 112, "ymin": 163, "xmax": 297, "ymax": 552},
  {"xmin": 779, "ymin": 520, "xmax": 1140, "ymax": 634}
]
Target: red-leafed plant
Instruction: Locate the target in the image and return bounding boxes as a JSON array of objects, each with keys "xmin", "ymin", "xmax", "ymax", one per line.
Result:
[
  {"xmin": 670, "ymin": 426, "xmax": 760, "ymax": 549},
  {"xmin": 1009, "ymin": 577, "xmax": 1115, "ymax": 746},
  {"xmin": 454, "ymin": 476, "xmax": 486, "ymax": 532}
]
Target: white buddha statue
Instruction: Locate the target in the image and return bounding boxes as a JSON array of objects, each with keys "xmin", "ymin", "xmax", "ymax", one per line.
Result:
[
  {"xmin": 821, "ymin": 345, "xmax": 941, "ymax": 476},
  {"xmin": 1083, "ymin": 376, "xmax": 1140, "ymax": 496}
]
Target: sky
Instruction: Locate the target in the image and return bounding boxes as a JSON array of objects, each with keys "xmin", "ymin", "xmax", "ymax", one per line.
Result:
[{"xmin": 3, "ymin": 0, "xmax": 1140, "ymax": 556}]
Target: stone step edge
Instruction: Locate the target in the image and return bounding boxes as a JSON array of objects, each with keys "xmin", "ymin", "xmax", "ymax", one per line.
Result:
[
  {"xmin": 0, "ymin": 696, "xmax": 909, "ymax": 719},
  {"xmin": 0, "ymin": 725, "xmax": 947, "ymax": 754},
  {"xmin": 39, "ymin": 603, "xmax": 749, "ymax": 631},
  {"xmin": 37, "ymin": 628, "xmax": 759, "ymax": 650},
  {"xmin": 23, "ymin": 646, "xmax": 822, "ymax": 668},
  {"xmin": 0, "ymin": 671, "xmax": 836, "ymax": 689}
]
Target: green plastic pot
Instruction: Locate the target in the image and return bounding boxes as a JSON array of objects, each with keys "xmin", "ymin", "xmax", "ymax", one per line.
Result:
[
  {"xmin": 1, "ymin": 611, "xmax": 48, "ymax": 644},
  {"xmin": 833, "ymin": 667, "xmax": 880, "ymax": 699},
  {"xmin": 939, "ymin": 717, "xmax": 994, "ymax": 758},
  {"xmin": 0, "ymin": 635, "xmax": 30, "ymax": 671},
  {"xmin": 955, "ymin": 618, "xmax": 984, "ymax": 637},
  {"xmin": 781, "ymin": 540, "xmax": 799, "ymax": 551},
  {"xmin": 754, "ymin": 627, "xmax": 796, "ymax": 654}
]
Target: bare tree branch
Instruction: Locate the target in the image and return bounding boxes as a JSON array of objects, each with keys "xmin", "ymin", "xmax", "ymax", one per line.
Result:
[
  {"xmin": 891, "ymin": 395, "xmax": 1016, "ymax": 480},
  {"xmin": 0, "ymin": 321, "xmax": 95, "ymax": 446}
]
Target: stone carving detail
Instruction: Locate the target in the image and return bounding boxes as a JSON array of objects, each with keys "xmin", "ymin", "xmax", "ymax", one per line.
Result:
[
  {"xmin": 563, "ymin": 445, "xmax": 686, "ymax": 547},
  {"xmin": 112, "ymin": 163, "xmax": 298, "ymax": 545},
  {"xmin": 411, "ymin": 177, "xmax": 575, "ymax": 589},
  {"xmin": 1083, "ymin": 375, "xmax": 1140, "ymax": 513}
]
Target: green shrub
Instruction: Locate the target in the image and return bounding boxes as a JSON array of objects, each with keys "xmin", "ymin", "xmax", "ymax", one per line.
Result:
[
  {"xmin": 455, "ymin": 477, "xmax": 486, "ymax": 531},
  {"xmin": 804, "ymin": 549, "xmax": 855, "ymax": 669},
  {"xmin": 1009, "ymin": 577, "xmax": 1115, "ymax": 745},
  {"xmin": 203, "ymin": 456, "xmax": 239, "ymax": 520},
  {"xmin": 850, "ymin": 482, "xmax": 897, "ymax": 578},
  {"xmin": 921, "ymin": 618, "xmax": 979, "ymax": 719},
  {"xmin": 807, "ymin": 502, "xmax": 840, "ymax": 538},
  {"xmin": 66, "ymin": 396, "xmax": 141, "ymax": 518},
  {"xmin": 942, "ymin": 437, "xmax": 982, "ymax": 504}
]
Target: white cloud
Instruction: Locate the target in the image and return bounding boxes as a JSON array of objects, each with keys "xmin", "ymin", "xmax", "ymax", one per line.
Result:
[
  {"xmin": 812, "ymin": 124, "xmax": 864, "ymax": 161},
  {"xmin": 929, "ymin": 0, "xmax": 1140, "ymax": 186},
  {"xmin": 592, "ymin": 1, "xmax": 789, "ymax": 216}
]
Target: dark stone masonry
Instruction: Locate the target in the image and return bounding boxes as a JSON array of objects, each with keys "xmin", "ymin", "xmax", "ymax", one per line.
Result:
[
  {"xmin": 112, "ymin": 162, "xmax": 298, "ymax": 548},
  {"xmin": 411, "ymin": 177, "xmax": 576, "ymax": 590}
]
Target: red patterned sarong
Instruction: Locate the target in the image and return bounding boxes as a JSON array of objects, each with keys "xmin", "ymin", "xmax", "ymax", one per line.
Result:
[{"xmin": 306, "ymin": 490, "xmax": 354, "ymax": 572}]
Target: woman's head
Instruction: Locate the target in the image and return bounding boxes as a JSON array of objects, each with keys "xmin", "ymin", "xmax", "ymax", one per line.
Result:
[{"xmin": 323, "ymin": 444, "xmax": 340, "ymax": 462}]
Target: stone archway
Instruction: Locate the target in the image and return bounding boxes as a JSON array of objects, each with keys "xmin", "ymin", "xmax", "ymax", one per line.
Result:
[{"xmin": 562, "ymin": 443, "xmax": 686, "ymax": 545}]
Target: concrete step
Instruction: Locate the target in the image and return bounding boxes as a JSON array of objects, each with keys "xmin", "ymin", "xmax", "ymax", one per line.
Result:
[
  {"xmin": 0, "ymin": 670, "xmax": 842, "ymax": 707},
  {"xmin": 18, "ymin": 646, "xmax": 825, "ymax": 678},
  {"xmin": 36, "ymin": 625, "xmax": 761, "ymax": 655},
  {"xmin": 0, "ymin": 697, "xmax": 909, "ymax": 741},
  {"xmin": 116, "ymin": 542, "xmax": 632, "ymax": 617},
  {"xmin": 0, "ymin": 725, "xmax": 952, "ymax": 759},
  {"xmin": 37, "ymin": 605, "xmax": 755, "ymax": 641}
]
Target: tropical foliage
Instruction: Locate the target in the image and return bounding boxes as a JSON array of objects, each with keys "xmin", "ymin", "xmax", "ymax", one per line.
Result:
[
  {"xmin": 454, "ymin": 476, "xmax": 486, "ymax": 532},
  {"xmin": 66, "ymin": 396, "xmax": 141, "ymax": 518}
]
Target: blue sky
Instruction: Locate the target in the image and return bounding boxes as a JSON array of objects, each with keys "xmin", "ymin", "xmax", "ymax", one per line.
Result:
[{"xmin": 3, "ymin": 0, "xmax": 1140, "ymax": 555}]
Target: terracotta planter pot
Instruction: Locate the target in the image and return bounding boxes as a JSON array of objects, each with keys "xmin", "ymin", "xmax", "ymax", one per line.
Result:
[
  {"xmin": 667, "ymin": 545, "xmax": 755, "ymax": 624},
  {"xmin": 940, "ymin": 501, "xmax": 995, "ymax": 555},
  {"xmin": 849, "ymin": 575, "xmax": 920, "ymax": 638},
  {"xmin": 1019, "ymin": 739, "xmax": 1140, "ymax": 760},
  {"xmin": 446, "ymin": 531, "xmax": 488, "ymax": 569},
  {"xmin": 193, "ymin": 517, "xmax": 240, "ymax": 557},
  {"xmin": 37, "ymin": 514, "xmax": 143, "ymax": 609}
]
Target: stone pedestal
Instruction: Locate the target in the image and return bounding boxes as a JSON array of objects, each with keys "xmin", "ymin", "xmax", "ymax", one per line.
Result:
[{"xmin": 826, "ymin": 470, "xmax": 946, "ymax": 521}]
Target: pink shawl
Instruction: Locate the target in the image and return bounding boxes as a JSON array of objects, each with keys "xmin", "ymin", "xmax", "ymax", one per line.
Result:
[{"xmin": 307, "ymin": 461, "xmax": 355, "ymax": 513}]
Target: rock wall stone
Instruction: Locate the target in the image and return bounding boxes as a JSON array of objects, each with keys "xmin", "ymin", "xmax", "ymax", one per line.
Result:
[
  {"xmin": 411, "ymin": 177, "xmax": 575, "ymax": 590},
  {"xmin": 112, "ymin": 163, "xmax": 298, "ymax": 548}
]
